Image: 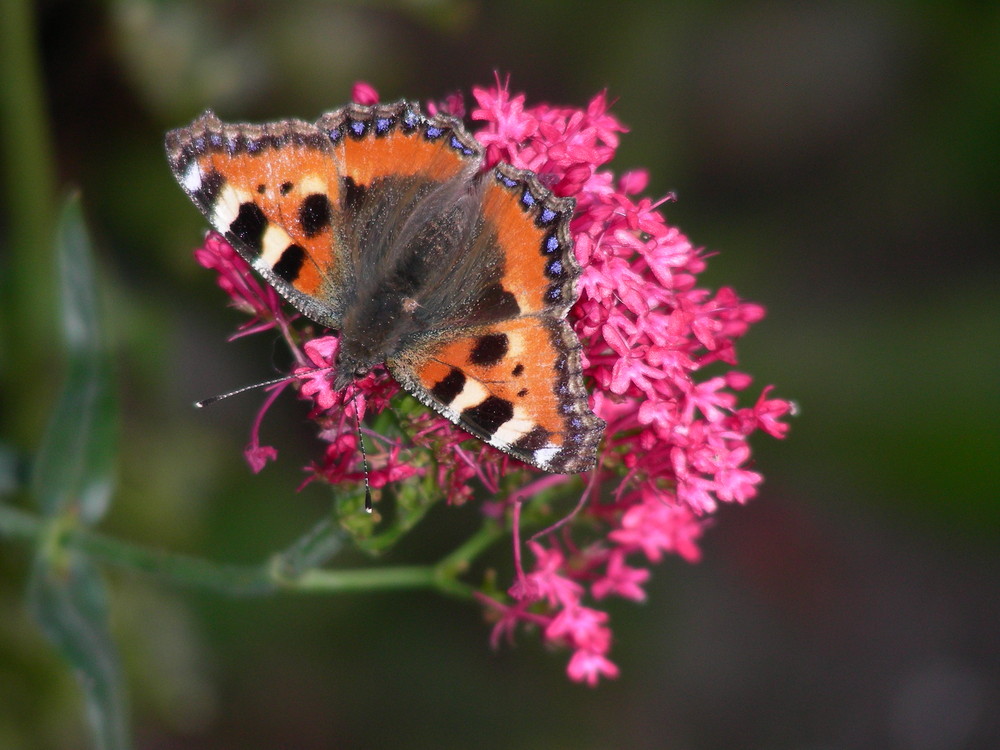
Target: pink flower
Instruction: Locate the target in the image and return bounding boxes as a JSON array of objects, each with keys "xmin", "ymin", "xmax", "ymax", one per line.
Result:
[
  {"xmin": 567, "ymin": 646, "xmax": 620, "ymax": 686},
  {"xmin": 510, "ymin": 542, "xmax": 582, "ymax": 607},
  {"xmin": 241, "ymin": 380, "xmax": 289, "ymax": 474},
  {"xmin": 295, "ymin": 336, "xmax": 339, "ymax": 411},
  {"xmin": 193, "ymin": 78, "xmax": 793, "ymax": 685},
  {"xmin": 591, "ymin": 550, "xmax": 650, "ymax": 602},
  {"xmin": 609, "ymin": 487, "xmax": 704, "ymax": 563},
  {"xmin": 244, "ymin": 443, "xmax": 277, "ymax": 474},
  {"xmin": 545, "ymin": 604, "xmax": 611, "ymax": 650},
  {"xmin": 194, "ymin": 232, "xmax": 289, "ymax": 338},
  {"xmin": 351, "ymin": 81, "xmax": 380, "ymax": 106}
]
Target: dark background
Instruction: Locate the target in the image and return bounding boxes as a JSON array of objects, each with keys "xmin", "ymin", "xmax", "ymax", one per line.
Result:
[{"xmin": 2, "ymin": 1, "xmax": 997, "ymax": 748}]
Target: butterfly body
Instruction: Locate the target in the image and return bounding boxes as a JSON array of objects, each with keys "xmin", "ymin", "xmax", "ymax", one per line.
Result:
[{"xmin": 167, "ymin": 100, "xmax": 604, "ymax": 473}]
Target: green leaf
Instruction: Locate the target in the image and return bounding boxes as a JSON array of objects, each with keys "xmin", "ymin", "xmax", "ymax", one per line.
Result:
[
  {"xmin": 28, "ymin": 193, "xmax": 130, "ymax": 749},
  {"xmin": 29, "ymin": 550, "xmax": 130, "ymax": 750},
  {"xmin": 32, "ymin": 194, "xmax": 117, "ymax": 523},
  {"xmin": 272, "ymin": 515, "xmax": 347, "ymax": 579}
]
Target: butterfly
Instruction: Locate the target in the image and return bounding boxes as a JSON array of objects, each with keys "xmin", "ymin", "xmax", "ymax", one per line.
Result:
[{"xmin": 165, "ymin": 100, "xmax": 604, "ymax": 473}]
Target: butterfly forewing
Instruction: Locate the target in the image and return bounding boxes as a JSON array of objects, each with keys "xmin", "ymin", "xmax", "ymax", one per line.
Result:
[{"xmin": 165, "ymin": 113, "xmax": 348, "ymax": 326}]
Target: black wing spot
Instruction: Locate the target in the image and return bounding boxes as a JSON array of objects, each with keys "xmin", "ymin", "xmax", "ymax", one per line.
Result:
[
  {"xmin": 514, "ymin": 426, "xmax": 551, "ymax": 452},
  {"xmin": 299, "ymin": 194, "xmax": 332, "ymax": 237},
  {"xmin": 512, "ymin": 363, "xmax": 525, "ymax": 377},
  {"xmin": 462, "ymin": 396, "xmax": 514, "ymax": 437},
  {"xmin": 279, "ymin": 181, "xmax": 294, "ymax": 195},
  {"xmin": 431, "ymin": 368, "xmax": 466, "ymax": 405},
  {"xmin": 517, "ymin": 388, "xmax": 529, "ymax": 398},
  {"xmin": 471, "ymin": 283, "xmax": 520, "ymax": 323},
  {"xmin": 256, "ymin": 183, "xmax": 266, "ymax": 194},
  {"xmin": 193, "ymin": 169, "xmax": 225, "ymax": 209},
  {"xmin": 469, "ymin": 333, "xmax": 509, "ymax": 367},
  {"xmin": 272, "ymin": 244, "xmax": 306, "ymax": 283},
  {"xmin": 230, "ymin": 202, "xmax": 268, "ymax": 253},
  {"xmin": 341, "ymin": 176, "xmax": 366, "ymax": 214}
]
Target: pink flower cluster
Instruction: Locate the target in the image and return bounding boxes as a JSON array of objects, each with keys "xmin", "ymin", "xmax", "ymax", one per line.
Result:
[
  {"xmin": 194, "ymin": 79, "xmax": 792, "ymax": 686},
  {"xmin": 469, "ymin": 81, "xmax": 790, "ymax": 684}
]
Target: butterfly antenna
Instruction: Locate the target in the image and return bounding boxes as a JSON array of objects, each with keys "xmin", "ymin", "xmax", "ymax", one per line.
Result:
[
  {"xmin": 195, "ymin": 374, "xmax": 294, "ymax": 408},
  {"xmin": 354, "ymin": 403, "xmax": 373, "ymax": 513}
]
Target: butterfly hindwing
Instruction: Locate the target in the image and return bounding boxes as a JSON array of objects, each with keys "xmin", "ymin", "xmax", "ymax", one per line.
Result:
[{"xmin": 388, "ymin": 315, "xmax": 603, "ymax": 473}]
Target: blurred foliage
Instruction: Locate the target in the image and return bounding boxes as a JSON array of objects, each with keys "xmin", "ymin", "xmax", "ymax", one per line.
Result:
[
  {"xmin": 23, "ymin": 196, "xmax": 128, "ymax": 749},
  {"xmin": 1, "ymin": 1, "xmax": 997, "ymax": 749}
]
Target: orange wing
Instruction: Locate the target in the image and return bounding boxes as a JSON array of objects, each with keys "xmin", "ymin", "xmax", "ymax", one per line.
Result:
[
  {"xmin": 388, "ymin": 315, "xmax": 603, "ymax": 473},
  {"xmin": 165, "ymin": 101, "xmax": 483, "ymax": 327},
  {"xmin": 166, "ymin": 113, "xmax": 348, "ymax": 325},
  {"xmin": 168, "ymin": 102, "xmax": 604, "ymax": 472}
]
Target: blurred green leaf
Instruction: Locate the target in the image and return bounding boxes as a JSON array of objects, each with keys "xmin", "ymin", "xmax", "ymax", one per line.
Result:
[
  {"xmin": 28, "ymin": 193, "xmax": 130, "ymax": 749},
  {"xmin": 32, "ymin": 194, "xmax": 117, "ymax": 524},
  {"xmin": 273, "ymin": 515, "xmax": 346, "ymax": 578},
  {"xmin": 29, "ymin": 551, "xmax": 130, "ymax": 750}
]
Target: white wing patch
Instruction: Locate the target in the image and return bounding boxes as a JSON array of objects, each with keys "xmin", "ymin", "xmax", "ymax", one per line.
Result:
[
  {"xmin": 182, "ymin": 161, "xmax": 203, "ymax": 193},
  {"xmin": 212, "ymin": 184, "xmax": 252, "ymax": 229}
]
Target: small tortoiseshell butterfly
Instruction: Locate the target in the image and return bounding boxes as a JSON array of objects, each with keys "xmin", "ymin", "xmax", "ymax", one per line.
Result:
[{"xmin": 166, "ymin": 100, "xmax": 605, "ymax": 473}]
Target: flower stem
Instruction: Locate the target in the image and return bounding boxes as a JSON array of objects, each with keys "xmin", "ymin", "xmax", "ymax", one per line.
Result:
[
  {"xmin": 0, "ymin": 0, "xmax": 59, "ymax": 381},
  {"xmin": 292, "ymin": 565, "xmax": 437, "ymax": 592},
  {"xmin": 0, "ymin": 503, "xmax": 507, "ymax": 598},
  {"xmin": 1, "ymin": 503, "xmax": 278, "ymax": 594},
  {"xmin": 433, "ymin": 519, "xmax": 506, "ymax": 597}
]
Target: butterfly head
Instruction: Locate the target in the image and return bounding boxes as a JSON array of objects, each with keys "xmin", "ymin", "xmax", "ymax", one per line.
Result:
[{"xmin": 331, "ymin": 340, "xmax": 384, "ymax": 391}]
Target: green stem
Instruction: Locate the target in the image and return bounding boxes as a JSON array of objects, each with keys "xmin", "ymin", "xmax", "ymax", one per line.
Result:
[
  {"xmin": 293, "ymin": 565, "xmax": 437, "ymax": 592},
  {"xmin": 0, "ymin": 0, "xmax": 59, "ymax": 386},
  {"xmin": 0, "ymin": 503, "xmax": 278, "ymax": 594},
  {"xmin": 0, "ymin": 503, "xmax": 506, "ymax": 598},
  {"xmin": 74, "ymin": 528, "xmax": 276, "ymax": 595},
  {"xmin": 437, "ymin": 519, "xmax": 505, "ymax": 578}
]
